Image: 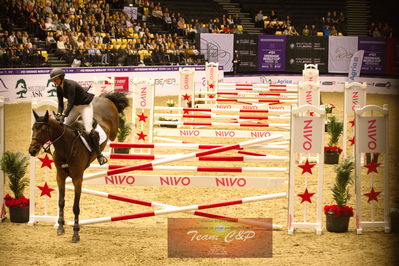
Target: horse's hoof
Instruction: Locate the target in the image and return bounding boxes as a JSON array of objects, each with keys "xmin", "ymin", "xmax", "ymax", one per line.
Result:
[
  {"xmin": 57, "ymin": 228, "xmax": 65, "ymax": 235},
  {"xmin": 71, "ymin": 234, "xmax": 80, "ymax": 243}
]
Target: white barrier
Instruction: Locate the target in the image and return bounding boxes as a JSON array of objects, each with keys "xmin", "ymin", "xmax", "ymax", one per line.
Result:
[
  {"xmin": 354, "ymin": 104, "xmax": 390, "ymax": 234},
  {"xmin": 288, "ymin": 105, "xmax": 325, "ymax": 235}
]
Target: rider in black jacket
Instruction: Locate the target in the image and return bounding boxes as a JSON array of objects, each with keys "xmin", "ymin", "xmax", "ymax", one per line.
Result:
[{"xmin": 50, "ymin": 68, "xmax": 108, "ymax": 165}]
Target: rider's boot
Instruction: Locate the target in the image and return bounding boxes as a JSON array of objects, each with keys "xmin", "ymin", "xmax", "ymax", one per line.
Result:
[{"xmin": 88, "ymin": 129, "xmax": 108, "ymax": 165}]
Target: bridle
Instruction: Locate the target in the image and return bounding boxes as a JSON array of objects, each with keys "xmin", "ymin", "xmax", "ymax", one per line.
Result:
[{"xmin": 31, "ymin": 121, "xmax": 65, "ymax": 154}]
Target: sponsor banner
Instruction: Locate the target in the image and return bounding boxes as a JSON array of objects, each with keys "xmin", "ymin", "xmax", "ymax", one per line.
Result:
[
  {"xmin": 200, "ymin": 33, "xmax": 234, "ymax": 72},
  {"xmin": 348, "ymin": 50, "xmax": 364, "ymax": 82},
  {"xmin": 257, "ymin": 35, "xmax": 286, "ymax": 71},
  {"xmin": 293, "ymin": 117, "xmax": 323, "ymax": 153},
  {"xmin": 168, "ymin": 218, "xmax": 273, "ymax": 258},
  {"xmin": 357, "ymin": 117, "xmax": 386, "ymax": 153},
  {"xmin": 0, "ymin": 66, "xmax": 224, "ymax": 102},
  {"xmin": 285, "ymin": 36, "xmax": 328, "ymax": 73},
  {"xmin": 328, "ymin": 36, "xmax": 358, "ymax": 73},
  {"xmin": 133, "ymin": 80, "xmax": 154, "ymax": 109},
  {"xmin": 358, "ymin": 37, "xmax": 386, "ymax": 74},
  {"xmin": 222, "ymin": 75, "xmax": 399, "ymax": 94},
  {"xmin": 83, "ymin": 174, "xmax": 286, "ymax": 189},
  {"xmin": 114, "ymin": 76, "xmax": 129, "ymax": 91},
  {"xmin": 154, "ymin": 128, "xmax": 290, "ymax": 139},
  {"xmin": 344, "ymin": 84, "xmax": 366, "ymax": 113},
  {"xmin": 234, "ymin": 34, "xmax": 258, "ymax": 73},
  {"xmin": 386, "ymin": 37, "xmax": 399, "ymax": 75}
]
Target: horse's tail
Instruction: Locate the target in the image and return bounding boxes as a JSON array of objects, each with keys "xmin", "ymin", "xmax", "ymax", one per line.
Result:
[{"xmin": 100, "ymin": 92, "xmax": 129, "ymax": 113}]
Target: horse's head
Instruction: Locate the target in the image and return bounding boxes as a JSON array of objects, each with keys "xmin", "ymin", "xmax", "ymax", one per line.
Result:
[{"xmin": 29, "ymin": 110, "xmax": 52, "ymax": 157}]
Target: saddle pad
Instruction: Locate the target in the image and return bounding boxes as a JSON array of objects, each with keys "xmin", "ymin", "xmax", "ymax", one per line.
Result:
[{"xmin": 80, "ymin": 124, "xmax": 108, "ymax": 152}]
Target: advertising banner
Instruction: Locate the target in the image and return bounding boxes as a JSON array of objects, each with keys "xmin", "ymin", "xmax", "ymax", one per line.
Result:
[
  {"xmin": 285, "ymin": 36, "xmax": 328, "ymax": 73},
  {"xmin": 358, "ymin": 37, "xmax": 386, "ymax": 74},
  {"xmin": 234, "ymin": 34, "xmax": 258, "ymax": 73},
  {"xmin": 0, "ymin": 66, "xmax": 224, "ymax": 102},
  {"xmin": 200, "ymin": 33, "xmax": 234, "ymax": 72},
  {"xmin": 386, "ymin": 37, "xmax": 399, "ymax": 75},
  {"xmin": 328, "ymin": 36, "xmax": 358, "ymax": 73},
  {"xmin": 257, "ymin": 35, "xmax": 286, "ymax": 71},
  {"xmin": 357, "ymin": 117, "xmax": 386, "ymax": 153},
  {"xmin": 348, "ymin": 50, "xmax": 364, "ymax": 82}
]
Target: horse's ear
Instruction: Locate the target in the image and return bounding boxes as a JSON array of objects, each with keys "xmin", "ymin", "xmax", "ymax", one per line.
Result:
[
  {"xmin": 32, "ymin": 110, "xmax": 40, "ymax": 121},
  {"xmin": 44, "ymin": 110, "xmax": 49, "ymax": 122}
]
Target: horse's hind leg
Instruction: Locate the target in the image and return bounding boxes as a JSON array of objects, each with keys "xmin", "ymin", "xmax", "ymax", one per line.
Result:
[{"xmin": 71, "ymin": 176, "xmax": 82, "ymax": 243}]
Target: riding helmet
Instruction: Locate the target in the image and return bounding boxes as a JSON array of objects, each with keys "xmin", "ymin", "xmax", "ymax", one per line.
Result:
[{"xmin": 50, "ymin": 68, "xmax": 65, "ymax": 80}]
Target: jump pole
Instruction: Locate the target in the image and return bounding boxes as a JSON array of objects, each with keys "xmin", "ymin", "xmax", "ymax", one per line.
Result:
[
  {"xmin": 65, "ymin": 186, "xmax": 283, "ymax": 229},
  {"xmin": 71, "ymin": 191, "xmax": 287, "ymax": 225},
  {"xmin": 83, "ymin": 135, "xmax": 283, "ymax": 181}
]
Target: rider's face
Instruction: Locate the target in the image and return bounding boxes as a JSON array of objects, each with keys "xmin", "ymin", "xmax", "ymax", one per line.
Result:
[{"xmin": 53, "ymin": 77, "xmax": 62, "ymax": 86}]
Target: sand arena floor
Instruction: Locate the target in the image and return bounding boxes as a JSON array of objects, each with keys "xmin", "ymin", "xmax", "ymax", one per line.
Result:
[{"xmin": 0, "ymin": 92, "xmax": 398, "ymax": 266}]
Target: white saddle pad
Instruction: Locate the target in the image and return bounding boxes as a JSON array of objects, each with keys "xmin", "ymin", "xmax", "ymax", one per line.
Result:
[{"xmin": 80, "ymin": 124, "xmax": 108, "ymax": 152}]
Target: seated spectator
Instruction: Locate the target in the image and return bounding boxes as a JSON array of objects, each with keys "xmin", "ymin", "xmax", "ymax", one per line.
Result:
[
  {"xmin": 270, "ymin": 10, "xmax": 278, "ymax": 21},
  {"xmin": 46, "ymin": 31, "xmax": 57, "ymax": 52},
  {"xmin": 302, "ymin": 24, "xmax": 310, "ymax": 36},
  {"xmin": 255, "ymin": 10, "xmax": 264, "ymax": 28},
  {"xmin": 322, "ymin": 24, "xmax": 332, "ymax": 36},
  {"xmin": 330, "ymin": 25, "xmax": 338, "ymax": 36},
  {"xmin": 310, "ymin": 24, "xmax": 318, "ymax": 36},
  {"xmin": 233, "ymin": 14, "xmax": 241, "ymax": 25},
  {"xmin": 56, "ymin": 35, "xmax": 68, "ymax": 59},
  {"xmin": 283, "ymin": 25, "xmax": 299, "ymax": 36}
]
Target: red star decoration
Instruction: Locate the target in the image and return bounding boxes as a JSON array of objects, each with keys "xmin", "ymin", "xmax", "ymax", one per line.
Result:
[
  {"xmin": 137, "ymin": 112, "xmax": 148, "ymax": 122},
  {"xmin": 208, "ymin": 94, "xmax": 215, "ymax": 99},
  {"xmin": 348, "ymin": 136, "xmax": 355, "ymax": 146},
  {"xmin": 183, "ymin": 109, "xmax": 189, "ymax": 114},
  {"xmin": 136, "ymin": 131, "xmax": 147, "ymax": 141},
  {"xmin": 363, "ymin": 187, "xmax": 381, "ymax": 203},
  {"xmin": 298, "ymin": 188, "xmax": 315, "ymax": 203},
  {"xmin": 298, "ymin": 159, "xmax": 316, "ymax": 175},
  {"xmin": 349, "ymin": 120, "xmax": 355, "ymax": 127},
  {"xmin": 182, "ymin": 94, "xmax": 191, "ymax": 101},
  {"xmin": 363, "ymin": 160, "xmax": 381, "ymax": 174},
  {"xmin": 209, "ymin": 84, "xmax": 215, "ymax": 89},
  {"xmin": 38, "ymin": 154, "xmax": 54, "ymax": 169},
  {"xmin": 37, "ymin": 182, "xmax": 55, "ymax": 198}
]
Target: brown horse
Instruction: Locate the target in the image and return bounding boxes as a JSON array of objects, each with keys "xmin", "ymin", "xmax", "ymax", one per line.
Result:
[{"xmin": 29, "ymin": 92, "xmax": 128, "ymax": 242}]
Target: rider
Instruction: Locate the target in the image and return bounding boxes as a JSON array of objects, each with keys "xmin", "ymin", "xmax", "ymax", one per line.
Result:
[{"xmin": 50, "ymin": 68, "xmax": 108, "ymax": 165}]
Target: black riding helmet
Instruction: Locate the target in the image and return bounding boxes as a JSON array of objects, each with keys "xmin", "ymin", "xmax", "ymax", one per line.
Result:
[{"xmin": 50, "ymin": 68, "xmax": 65, "ymax": 80}]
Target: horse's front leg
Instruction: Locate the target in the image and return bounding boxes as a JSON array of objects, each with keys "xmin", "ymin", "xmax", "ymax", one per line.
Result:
[
  {"xmin": 56, "ymin": 172, "xmax": 66, "ymax": 236},
  {"xmin": 71, "ymin": 176, "xmax": 82, "ymax": 243}
]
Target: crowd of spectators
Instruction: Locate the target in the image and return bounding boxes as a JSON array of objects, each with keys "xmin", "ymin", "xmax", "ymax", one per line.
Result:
[
  {"xmin": 368, "ymin": 22, "xmax": 393, "ymax": 38},
  {"xmin": 0, "ymin": 0, "xmax": 211, "ymax": 68},
  {"xmin": 255, "ymin": 9, "xmax": 346, "ymax": 36}
]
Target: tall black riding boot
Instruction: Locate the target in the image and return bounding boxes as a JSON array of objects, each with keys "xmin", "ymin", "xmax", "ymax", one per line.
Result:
[{"xmin": 88, "ymin": 129, "xmax": 108, "ymax": 165}]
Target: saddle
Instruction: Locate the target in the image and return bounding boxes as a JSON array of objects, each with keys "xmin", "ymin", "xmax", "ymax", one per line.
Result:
[{"xmin": 70, "ymin": 121, "xmax": 108, "ymax": 152}]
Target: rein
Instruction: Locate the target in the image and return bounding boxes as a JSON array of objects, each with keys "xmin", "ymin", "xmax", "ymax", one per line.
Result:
[{"xmin": 32, "ymin": 121, "xmax": 66, "ymax": 155}]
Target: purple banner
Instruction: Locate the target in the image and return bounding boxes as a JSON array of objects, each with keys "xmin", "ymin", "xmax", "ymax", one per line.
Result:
[
  {"xmin": 258, "ymin": 35, "xmax": 286, "ymax": 71},
  {"xmin": 358, "ymin": 37, "xmax": 386, "ymax": 74}
]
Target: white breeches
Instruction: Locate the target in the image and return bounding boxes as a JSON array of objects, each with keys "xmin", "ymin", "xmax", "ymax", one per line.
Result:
[{"xmin": 64, "ymin": 103, "xmax": 93, "ymax": 133}]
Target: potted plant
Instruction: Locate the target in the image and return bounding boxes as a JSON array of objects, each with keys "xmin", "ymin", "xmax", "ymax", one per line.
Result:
[
  {"xmin": 324, "ymin": 157, "xmax": 354, "ymax": 232},
  {"xmin": 160, "ymin": 99, "xmax": 178, "ymax": 128},
  {"xmin": 324, "ymin": 103, "xmax": 335, "ymax": 132},
  {"xmin": 114, "ymin": 112, "xmax": 132, "ymax": 154},
  {"xmin": 324, "ymin": 116, "xmax": 343, "ymax": 164},
  {"xmin": 1, "ymin": 151, "xmax": 30, "ymax": 223}
]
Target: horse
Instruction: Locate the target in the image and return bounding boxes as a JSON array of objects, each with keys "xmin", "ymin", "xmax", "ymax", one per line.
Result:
[{"xmin": 29, "ymin": 92, "xmax": 129, "ymax": 243}]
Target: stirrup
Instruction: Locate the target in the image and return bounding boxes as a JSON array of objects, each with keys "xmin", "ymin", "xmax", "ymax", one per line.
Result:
[{"xmin": 97, "ymin": 154, "xmax": 108, "ymax": 165}]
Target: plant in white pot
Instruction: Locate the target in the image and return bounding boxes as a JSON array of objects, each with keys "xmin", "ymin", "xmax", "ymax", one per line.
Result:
[{"xmin": 1, "ymin": 151, "xmax": 30, "ymax": 223}]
